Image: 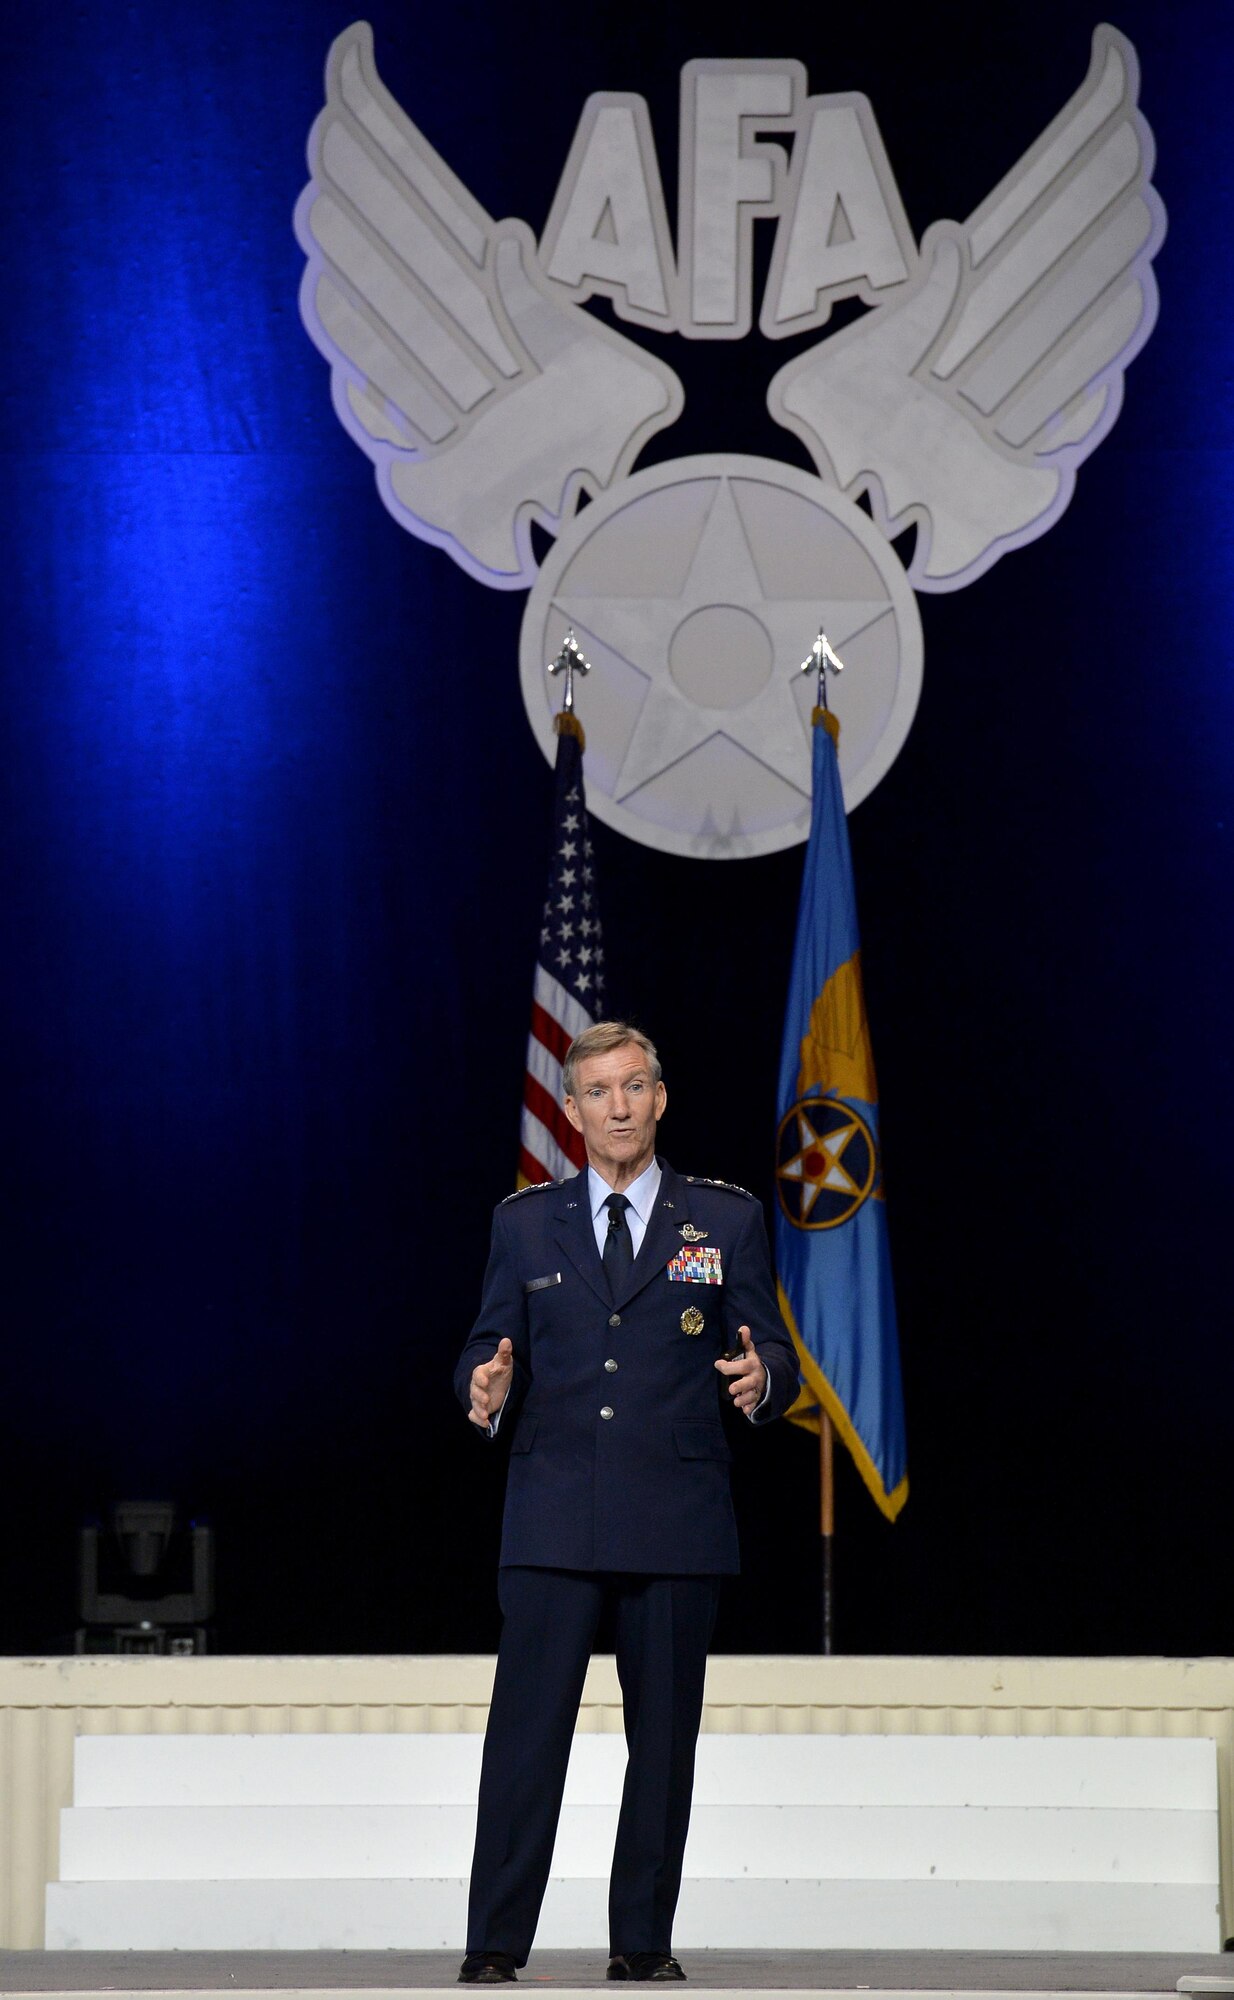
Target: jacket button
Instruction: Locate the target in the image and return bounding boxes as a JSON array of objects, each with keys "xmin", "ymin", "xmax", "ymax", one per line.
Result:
[
  {"xmin": 600, "ymin": 1405, "xmax": 614, "ymax": 1420},
  {"xmin": 604, "ymin": 1359, "xmax": 618, "ymax": 1373},
  {"xmin": 608, "ymin": 1313, "xmax": 621, "ymax": 1327}
]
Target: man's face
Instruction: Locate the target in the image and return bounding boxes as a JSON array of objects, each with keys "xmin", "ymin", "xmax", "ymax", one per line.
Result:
[{"xmin": 564, "ymin": 1043, "xmax": 667, "ymax": 1187}]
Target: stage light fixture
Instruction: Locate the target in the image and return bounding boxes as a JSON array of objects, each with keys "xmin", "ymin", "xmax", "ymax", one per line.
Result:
[{"xmin": 76, "ymin": 1501, "xmax": 215, "ymax": 1654}]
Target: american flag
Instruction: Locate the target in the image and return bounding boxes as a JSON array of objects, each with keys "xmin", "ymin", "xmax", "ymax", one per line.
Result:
[{"xmin": 518, "ymin": 712, "xmax": 605, "ymax": 1187}]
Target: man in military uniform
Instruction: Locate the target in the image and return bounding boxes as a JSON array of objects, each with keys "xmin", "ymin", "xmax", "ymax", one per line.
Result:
[{"xmin": 455, "ymin": 1022, "xmax": 798, "ymax": 1985}]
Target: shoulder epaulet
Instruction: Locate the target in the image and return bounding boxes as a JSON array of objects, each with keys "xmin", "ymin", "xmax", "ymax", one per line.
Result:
[
  {"xmin": 499, "ymin": 1179, "xmax": 560, "ymax": 1205},
  {"xmin": 684, "ymin": 1175, "xmax": 756, "ymax": 1201}
]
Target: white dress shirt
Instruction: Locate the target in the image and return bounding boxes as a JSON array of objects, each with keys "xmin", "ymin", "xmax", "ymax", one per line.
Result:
[{"xmin": 587, "ymin": 1158, "xmax": 660, "ymax": 1257}]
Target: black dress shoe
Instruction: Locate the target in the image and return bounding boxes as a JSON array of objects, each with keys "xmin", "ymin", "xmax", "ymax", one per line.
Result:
[
  {"xmin": 607, "ymin": 1954, "xmax": 686, "ymax": 1981},
  {"xmin": 458, "ymin": 1952, "xmax": 518, "ymax": 1983}
]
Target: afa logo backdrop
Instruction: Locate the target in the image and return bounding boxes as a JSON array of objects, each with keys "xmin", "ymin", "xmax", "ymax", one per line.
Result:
[
  {"xmin": 296, "ymin": 24, "xmax": 1162, "ymax": 859},
  {"xmin": 0, "ymin": 0, "xmax": 1230, "ymax": 1656}
]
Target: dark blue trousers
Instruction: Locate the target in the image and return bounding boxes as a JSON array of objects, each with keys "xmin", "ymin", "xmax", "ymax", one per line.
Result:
[{"xmin": 465, "ymin": 1566, "xmax": 722, "ymax": 1964}]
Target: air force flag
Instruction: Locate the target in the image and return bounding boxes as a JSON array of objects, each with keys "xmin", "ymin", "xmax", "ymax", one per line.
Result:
[{"xmin": 775, "ymin": 709, "xmax": 907, "ymax": 1520}]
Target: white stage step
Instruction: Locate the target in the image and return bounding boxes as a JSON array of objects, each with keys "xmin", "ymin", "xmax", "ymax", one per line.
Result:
[
  {"xmin": 65, "ymin": 1729, "xmax": 1217, "ymax": 1810},
  {"xmin": 58, "ymin": 1800, "xmax": 1217, "ymax": 1885},
  {"xmin": 45, "ymin": 1875, "xmax": 1222, "ymax": 1952},
  {"xmin": 46, "ymin": 1731, "xmax": 1222, "ymax": 1951}
]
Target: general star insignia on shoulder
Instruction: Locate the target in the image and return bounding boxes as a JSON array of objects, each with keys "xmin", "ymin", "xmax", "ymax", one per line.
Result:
[
  {"xmin": 684, "ymin": 1176, "xmax": 755, "ymax": 1200},
  {"xmin": 500, "ymin": 1179, "xmax": 559, "ymax": 1204}
]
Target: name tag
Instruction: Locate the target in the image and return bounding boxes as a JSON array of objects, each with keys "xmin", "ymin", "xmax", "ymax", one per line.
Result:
[
  {"xmin": 666, "ymin": 1246, "xmax": 723, "ymax": 1285},
  {"xmin": 524, "ymin": 1272, "xmax": 561, "ymax": 1293}
]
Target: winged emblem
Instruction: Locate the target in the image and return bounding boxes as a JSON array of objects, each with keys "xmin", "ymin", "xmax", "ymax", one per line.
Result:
[
  {"xmin": 294, "ymin": 26, "xmax": 1168, "ymax": 858},
  {"xmin": 767, "ymin": 27, "xmax": 1166, "ymax": 592},
  {"xmin": 294, "ymin": 23, "xmax": 684, "ymax": 589}
]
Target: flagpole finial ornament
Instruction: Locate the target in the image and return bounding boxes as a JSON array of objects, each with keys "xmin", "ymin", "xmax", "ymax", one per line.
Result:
[
  {"xmin": 549, "ymin": 629, "xmax": 592, "ymax": 715},
  {"xmin": 799, "ymin": 628, "xmax": 845, "ymax": 737},
  {"xmin": 799, "ymin": 628, "xmax": 845, "ymax": 711}
]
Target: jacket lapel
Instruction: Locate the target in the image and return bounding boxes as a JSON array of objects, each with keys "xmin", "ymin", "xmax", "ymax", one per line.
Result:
[{"xmin": 551, "ymin": 1174, "xmax": 610, "ymax": 1308}]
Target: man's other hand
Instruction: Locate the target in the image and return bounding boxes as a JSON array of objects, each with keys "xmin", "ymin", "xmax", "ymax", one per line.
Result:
[
  {"xmin": 714, "ymin": 1325, "xmax": 767, "ymax": 1415},
  {"xmin": 469, "ymin": 1337, "xmax": 515, "ymax": 1428}
]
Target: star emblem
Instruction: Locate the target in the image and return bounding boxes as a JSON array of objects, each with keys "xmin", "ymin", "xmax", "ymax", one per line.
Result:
[
  {"xmin": 776, "ymin": 1095, "xmax": 876, "ymax": 1231},
  {"xmin": 552, "ymin": 471, "xmax": 888, "ymax": 808},
  {"xmin": 521, "ymin": 454, "xmax": 923, "ymax": 859}
]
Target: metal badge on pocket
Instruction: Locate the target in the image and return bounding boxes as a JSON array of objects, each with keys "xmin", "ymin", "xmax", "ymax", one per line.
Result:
[{"xmin": 524, "ymin": 1272, "xmax": 562, "ymax": 1293}]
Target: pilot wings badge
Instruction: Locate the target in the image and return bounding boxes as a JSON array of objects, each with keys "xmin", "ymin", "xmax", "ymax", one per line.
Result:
[{"xmin": 296, "ymin": 26, "xmax": 1164, "ymax": 861}]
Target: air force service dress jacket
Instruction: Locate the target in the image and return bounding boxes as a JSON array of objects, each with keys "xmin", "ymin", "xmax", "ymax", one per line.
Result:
[{"xmin": 454, "ymin": 1160, "xmax": 800, "ymax": 1575}]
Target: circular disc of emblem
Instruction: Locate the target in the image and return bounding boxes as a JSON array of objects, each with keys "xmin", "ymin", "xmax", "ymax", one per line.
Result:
[
  {"xmin": 776, "ymin": 1094, "xmax": 877, "ymax": 1230},
  {"xmin": 519, "ymin": 454, "xmax": 923, "ymax": 859}
]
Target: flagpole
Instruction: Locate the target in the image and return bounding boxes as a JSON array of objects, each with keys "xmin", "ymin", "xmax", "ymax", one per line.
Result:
[
  {"xmin": 820, "ymin": 1410, "xmax": 835, "ymax": 1653},
  {"xmin": 798, "ymin": 630, "xmax": 846, "ymax": 1658},
  {"xmin": 517, "ymin": 629, "xmax": 602, "ymax": 1191}
]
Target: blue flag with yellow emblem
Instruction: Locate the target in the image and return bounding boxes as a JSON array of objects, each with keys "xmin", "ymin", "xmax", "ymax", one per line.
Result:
[{"xmin": 775, "ymin": 708, "xmax": 907, "ymax": 1520}]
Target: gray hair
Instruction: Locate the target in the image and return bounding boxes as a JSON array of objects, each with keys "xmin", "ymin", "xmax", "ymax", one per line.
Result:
[{"xmin": 563, "ymin": 1021, "xmax": 662, "ymax": 1100}]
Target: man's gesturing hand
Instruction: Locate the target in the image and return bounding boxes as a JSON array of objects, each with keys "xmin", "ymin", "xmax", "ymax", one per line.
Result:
[
  {"xmin": 469, "ymin": 1337, "xmax": 515, "ymax": 1428},
  {"xmin": 714, "ymin": 1325, "xmax": 767, "ymax": 1416}
]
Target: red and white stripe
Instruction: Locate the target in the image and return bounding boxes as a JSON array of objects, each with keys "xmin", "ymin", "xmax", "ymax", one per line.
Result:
[{"xmin": 519, "ymin": 965, "xmax": 594, "ymax": 1185}]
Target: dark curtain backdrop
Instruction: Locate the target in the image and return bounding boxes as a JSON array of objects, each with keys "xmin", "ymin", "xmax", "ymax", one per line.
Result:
[{"xmin": 1, "ymin": 0, "xmax": 1230, "ymax": 1656}]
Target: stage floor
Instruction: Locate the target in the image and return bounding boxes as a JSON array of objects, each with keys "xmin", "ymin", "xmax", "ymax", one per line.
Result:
[{"xmin": 0, "ymin": 1952, "xmax": 1230, "ymax": 1998}]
